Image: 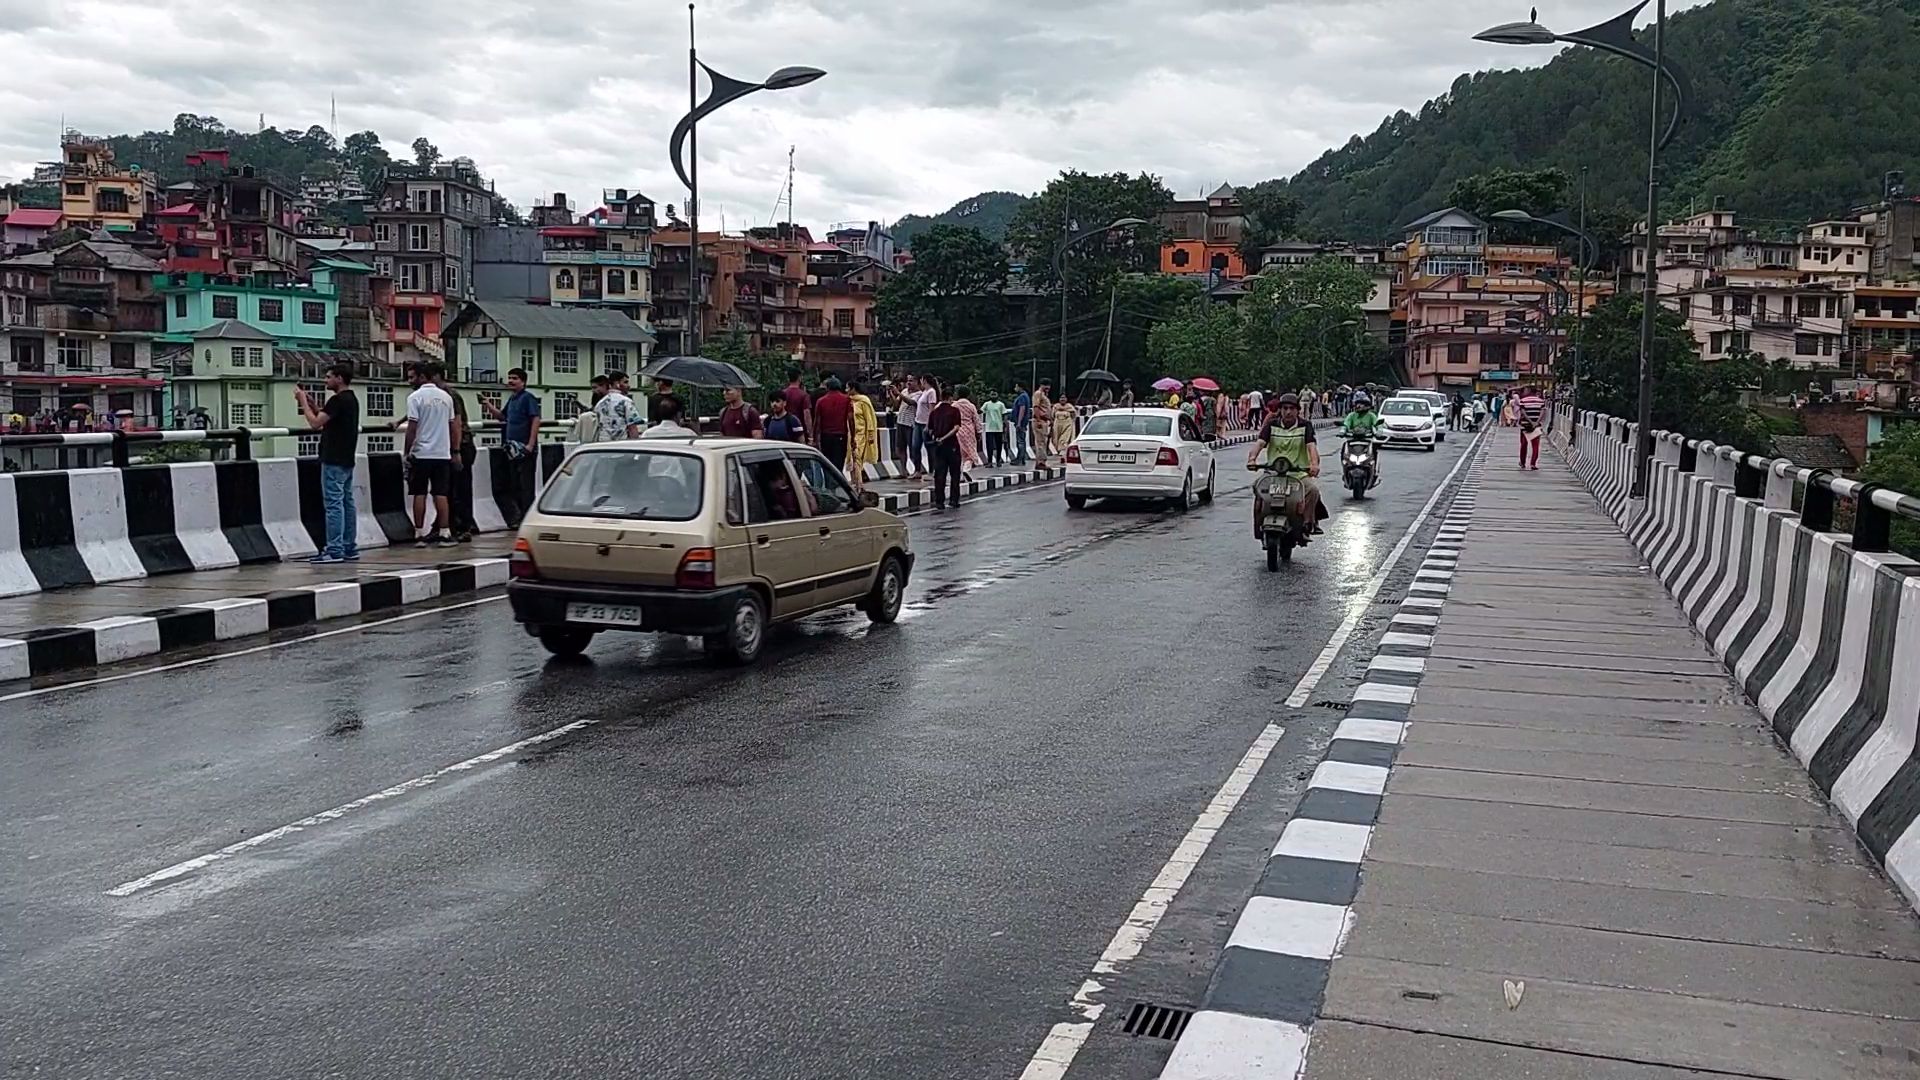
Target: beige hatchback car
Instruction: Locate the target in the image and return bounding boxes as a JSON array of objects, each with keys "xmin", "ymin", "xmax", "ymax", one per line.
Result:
[{"xmin": 506, "ymin": 437, "xmax": 913, "ymax": 664}]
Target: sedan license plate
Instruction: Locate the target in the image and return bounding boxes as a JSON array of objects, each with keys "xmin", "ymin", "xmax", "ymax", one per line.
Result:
[
  {"xmin": 566, "ymin": 602, "xmax": 643, "ymax": 626},
  {"xmin": 1096, "ymin": 451, "xmax": 1135, "ymax": 463}
]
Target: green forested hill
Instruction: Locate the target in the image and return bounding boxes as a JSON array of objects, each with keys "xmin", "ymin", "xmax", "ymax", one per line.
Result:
[
  {"xmin": 890, "ymin": 191, "xmax": 1029, "ymax": 250},
  {"xmin": 1282, "ymin": 0, "xmax": 1920, "ymax": 241}
]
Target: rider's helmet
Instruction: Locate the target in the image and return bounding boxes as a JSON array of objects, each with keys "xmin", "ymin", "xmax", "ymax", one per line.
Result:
[{"xmin": 1351, "ymin": 392, "xmax": 1372, "ymax": 410}]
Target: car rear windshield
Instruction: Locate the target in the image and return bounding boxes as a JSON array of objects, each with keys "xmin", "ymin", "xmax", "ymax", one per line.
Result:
[
  {"xmin": 1382, "ymin": 400, "xmax": 1426, "ymax": 415},
  {"xmin": 1081, "ymin": 414, "xmax": 1173, "ymax": 437},
  {"xmin": 538, "ymin": 449, "xmax": 705, "ymax": 521}
]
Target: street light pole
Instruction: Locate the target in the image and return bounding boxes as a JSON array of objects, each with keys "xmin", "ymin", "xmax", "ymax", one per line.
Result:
[
  {"xmin": 668, "ymin": 8, "xmax": 824, "ymax": 357},
  {"xmin": 1632, "ymin": 0, "xmax": 1666, "ymax": 498},
  {"xmin": 1053, "ymin": 215, "xmax": 1148, "ymax": 390}
]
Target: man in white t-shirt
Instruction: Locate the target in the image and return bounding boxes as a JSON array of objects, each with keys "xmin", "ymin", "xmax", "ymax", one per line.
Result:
[
  {"xmin": 1247, "ymin": 389, "xmax": 1264, "ymax": 426},
  {"xmin": 595, "ymin": 370, "xmax": 642, "ymax": 441},
  {"xmin": 403, "ymin": 362, "xmax": 458, "ymax": 545}
]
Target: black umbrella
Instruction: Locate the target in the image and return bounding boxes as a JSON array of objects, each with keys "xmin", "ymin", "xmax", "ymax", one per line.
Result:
[
  {"xmin": 1076, "ymin": 368, "xmax": 1120, "ymax": 383},
  {"xmin": 639, "ymin": 355, "xmax": 760, "ymax": 389}
]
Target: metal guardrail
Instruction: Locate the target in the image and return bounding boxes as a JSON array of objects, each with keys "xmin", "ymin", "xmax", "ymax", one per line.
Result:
[{"xmin": 1564, "ymin": 405, "xmax": 1920, "ymax": 554}]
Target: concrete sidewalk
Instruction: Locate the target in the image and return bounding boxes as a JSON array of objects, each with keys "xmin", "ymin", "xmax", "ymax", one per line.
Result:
[{"xmin": 1307, "ymin": 432, "xmax": 1920, "ymax": 1078}]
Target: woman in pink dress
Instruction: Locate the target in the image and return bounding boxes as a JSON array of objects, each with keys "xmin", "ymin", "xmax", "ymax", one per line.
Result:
[{"xmin": 954, "ymin": 385, "xmax": 983, "ymax": 481}]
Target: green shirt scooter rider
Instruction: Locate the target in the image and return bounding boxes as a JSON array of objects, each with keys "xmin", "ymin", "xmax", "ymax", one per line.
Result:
[
  {"xmin": 1246, "ymin": 393, "xmax": 1324, "ymax": 537},
  {"xmin": 1339, "ymin": 392, "xmax": 1385, "ymax": 440}
]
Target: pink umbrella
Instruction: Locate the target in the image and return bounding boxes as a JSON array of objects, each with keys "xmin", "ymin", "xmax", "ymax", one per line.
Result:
[
  {"xmin": 1152, "ymin": 377, "xmax": 1183, "ymax": 392},
  {"xmin": 1190, "ymin": 377, "xmax": 1220, "ymax": 392}
]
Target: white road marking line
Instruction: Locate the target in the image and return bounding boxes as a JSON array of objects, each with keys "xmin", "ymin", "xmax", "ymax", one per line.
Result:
[
  {"xmin": 106, "ymin": 692, "xmax": 613, "ymax": 897},
  {"xmin": 1225, "ymin": 895, "xmax": 1353, "ymax": 960},
  {"xmin": 0, "ymin": 596, "xmax": 508, "ymax": 704},
  {"xmin": 1282, "ymin": 428, "xmax": 1486, "ymax": 708},
  {"xmin": 1017, "ymin": 722, "xmax": 1285, "ymax": 1080}
]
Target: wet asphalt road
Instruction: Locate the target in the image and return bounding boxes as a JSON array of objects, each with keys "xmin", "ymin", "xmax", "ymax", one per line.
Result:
[{"xmin": 3, "ymin": 432, "xmax": 1477, "ymax": 1080}]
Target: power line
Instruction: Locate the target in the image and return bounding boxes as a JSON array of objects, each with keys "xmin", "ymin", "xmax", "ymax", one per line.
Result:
[{"xmin": 866, "ymin": 307, "xmax": 1113, "ymax": 354}]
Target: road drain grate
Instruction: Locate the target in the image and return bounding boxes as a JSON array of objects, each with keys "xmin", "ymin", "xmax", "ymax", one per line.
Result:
[
  {"xmin": 1121, "ymin": 1002, "xmax": 1194, "ymax": 1041},
  {"xmin": 1313, "ymin": 700, "xmax": 1350, "ymax": 710}
]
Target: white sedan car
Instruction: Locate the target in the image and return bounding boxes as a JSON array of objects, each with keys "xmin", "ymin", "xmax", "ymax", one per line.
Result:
[
  {"xmin": 1063, "ymin": 408, "xmax": 1216, "ymax": 510},
  {"xmin": 1377, "ymin": 397, "xmax": 1439, "ymax": 451},
  {"xmin": 1393, "ymin": 390, "xmax": 1450, "ymax": 441}
]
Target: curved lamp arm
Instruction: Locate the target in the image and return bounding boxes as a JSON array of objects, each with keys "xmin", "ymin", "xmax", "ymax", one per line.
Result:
[
  {"xmin": 1476, "ymin": 1, "xmax": 1689, "ymax": 150},
  {"xmin": 669, "ymin": 62, "xmax": 767, "ymax": 191}
]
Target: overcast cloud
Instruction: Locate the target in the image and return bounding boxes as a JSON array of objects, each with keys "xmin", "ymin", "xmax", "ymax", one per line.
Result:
[{"xmin": 0, "ymin": 0, "xmax": 1703, "ymax": 230}]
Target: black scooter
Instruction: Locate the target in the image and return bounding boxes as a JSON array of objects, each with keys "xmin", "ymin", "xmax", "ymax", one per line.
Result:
[{"xmin": 1341, "ymin": 436, "xmax": 1381, "ymax": 500}]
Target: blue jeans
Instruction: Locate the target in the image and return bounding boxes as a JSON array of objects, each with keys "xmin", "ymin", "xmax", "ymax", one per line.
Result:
[
  {"xmin": 909, "ymin": 422, "xmax": 928, "ymax": 474},
  {"xmin": 1010, "ymin": 423, "xmax": 1029, "ymax": 464},
  {"xmin": 321, "ymin": 462, "xmax": 358, "ymax": 558}
]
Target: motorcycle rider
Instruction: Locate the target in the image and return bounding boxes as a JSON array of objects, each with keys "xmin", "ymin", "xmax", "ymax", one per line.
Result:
[
  {"xmin": 1246, "ymin": 392, "xmax": 1323, "ymax": 538},
  {"xmin": 1339, "ymin": 390, "xmax": 1385, "ymax": 482}
]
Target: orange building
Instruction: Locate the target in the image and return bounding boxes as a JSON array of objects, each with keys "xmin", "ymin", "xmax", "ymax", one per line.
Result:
[{"xmin": 1157, "ymin": 183, "xmax": 1247, "ymax": 279}]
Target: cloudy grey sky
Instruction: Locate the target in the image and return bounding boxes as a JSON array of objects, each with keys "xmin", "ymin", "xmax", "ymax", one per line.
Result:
[{"xmin": 0, "ymin": 0, "xmax": 1702, "ymax": 230}]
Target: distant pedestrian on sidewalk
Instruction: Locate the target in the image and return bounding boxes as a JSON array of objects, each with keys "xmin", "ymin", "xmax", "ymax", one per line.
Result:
[
  {"xmin": 403, "ymin": 362, "xmax": 457, "ymax": 545},
  {"xmin": 888, "ymin": 380, "xmax": 915, "ymax": 472},
  {"xmin": 848, "ymin": 383, "xmax": 880, "ymax": 490},
  {"xmin": 1010, "ymin": 383, "xmax": 1032, "ymax": 465},
  {"xmin": 981, "ymin": 390, "xmax": 1008, "ymax": 466},
  {"xmin": 295, "ymin": 361, "xmax": 359, "ymax": 563},
  {"xmin": 1119, "ymin": 380, "xmax": 1135, "ymax": 408},
  {"xmin": 1052, "ymin": 388, "xmax": 1078, "ymax": 455},
  {"xmin": 482, "ymin": 368, "xmax": 541, "ymax": 527},
  {"xmin": 433, "ymin": 367, "xmax": 476, "ymax": 543},
  {"xmin": 927, "ymin": 383, "xmax": 963, "ymax": 509},
  {"xmin": 815, "ymin": 376, "xmax": 852, "ymax": 472},
  {"xmin": 954, "ymin": 385, "xmax": 982, "ymax": 480},
  {"xmin": 1031, "ymin": 381, "xmax": 1055, "ymax": 466},
  {"xmin": 911, "ymin": 375, "xmax": 938, "ymax": 476},
  {"xmin": 1517, "ymin": 386, "xmax": 1546, "ymax": 470}
]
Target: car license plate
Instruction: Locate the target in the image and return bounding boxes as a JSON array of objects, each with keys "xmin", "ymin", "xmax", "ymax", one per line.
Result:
[
  {"xmin": 566, "ymin": 602, "xmax": 643, "ymax": 626},
  {"xmin": 1096, "ymin": 452, "xmax": 1135, "ymax": 463}
]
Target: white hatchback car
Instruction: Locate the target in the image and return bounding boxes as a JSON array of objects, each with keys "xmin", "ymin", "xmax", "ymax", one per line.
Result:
[
  {"xmin": 1063, "ymin": 408, "xmax": 1216, "ymax": 510},
  {"xmin": 1393, "ymin": 390, "xmax": 1450, "ymax": 441},
  {"xmin": 1377, "ymin": 397, "xmax": 1439, "ymax": 450}
]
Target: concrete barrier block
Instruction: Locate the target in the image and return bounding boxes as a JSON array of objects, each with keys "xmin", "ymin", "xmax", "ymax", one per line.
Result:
[
  {"xmin": 65, "ymin": 468, "xmax": 144, "ymax": 584},
  {"xmin": 0, "ymin": 475, "xmax": 38, "ymax": 598},
  {"xmin": 76, "ymin": 614, "xmax": 161, "ymax": 664},
  {"xmin": 306, "ymin": 581, "xmax": 363, "ymax": 621},
  {"xmin": 255, "ymin": 458, "xmax": 318, "ymax": 560},
  {"xmin": 182, "ymin": 597, "xmax": 270, "ymax": 641},
  {"xmin": 351, "ymin": 454, "xmax": 388, "ymax": 551},
  {"xmin": 0, "ymin": 636, "xmax": 26, "ymax": 681},
  {"xmin": 168, "ymin": 462, "xmax": 240, "ymax": 570}
]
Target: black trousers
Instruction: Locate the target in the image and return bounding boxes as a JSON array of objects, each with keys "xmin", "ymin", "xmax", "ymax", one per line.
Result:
[
  {"xmin": 930, "ymin": 441, "xmax": 962, "ymax": 507},
  {"xmin": 986, "ymin": 431, "xmax": 1006, "ymax": 466},
  {"xmin": 503, "ymin": 449, "xmax": 539, "ymax": 526},
  {"xmin": 451, "ymin": 443, "xmax": 477, "ymax": 534}
]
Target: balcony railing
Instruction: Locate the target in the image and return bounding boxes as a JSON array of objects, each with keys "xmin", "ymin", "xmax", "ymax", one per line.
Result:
[
  {"xmin": 543, "ymin": 250, "xmax": 652, "ymax": 267},
  {"xmin": 1407, "ymin": 320, "xmax": 1551, "ymax": 339}
]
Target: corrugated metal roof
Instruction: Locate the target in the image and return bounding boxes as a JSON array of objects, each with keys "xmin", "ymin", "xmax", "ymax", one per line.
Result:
[
  {"xmin": 464, "ymin": 301, "xmax": 654, "ymax": 343},
  {"xmin": 192, "ymin": 320, "xmax": 276, "ymax": 341},
  {"xmin": 3, "ymin": 208, "xmax": 62, "ymax": 228},
  {"xmin": 1769, "ymin": 434, "xmax": 1858, "ymax": 471}
]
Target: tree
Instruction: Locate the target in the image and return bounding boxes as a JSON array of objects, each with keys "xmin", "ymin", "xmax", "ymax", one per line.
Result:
[
  {"xmin": 1237, "ymin": 178, "xmax": 1303, "ymax": 265},
  {"xmin": 1240, "ymin": 258, "xmax": 1378, "ymax": 390},
  {"xmin": 1858, "ymin": 423, "xmax": 1920, "ymax": 558},
  {"xmin": 342, "ymin": 130, "xmax": 384, "ymax": 159},
  {"xmin": 1566, "ymin": 296, "xmax": 1771, "ymax": 453},
  {"xmin": 1447, "ymin": 167, "xmax": 1569, "ymax": 222},
  {"xmin": 1149, "ymin": 300, "xmax": 1249, "ymax": 387},
  {"xmin": 905, "ymin": 224, "xmax": 1007, "ymax": 297},
  {"xmin": 1004, "ymin": 170, "xmax": 1171, "ymax": 297},
  {"xmin": 411, "ymin": 137, "xmax": 440, "ymax": 167}
]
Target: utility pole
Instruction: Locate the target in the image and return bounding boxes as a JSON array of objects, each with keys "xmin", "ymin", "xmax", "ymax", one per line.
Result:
[
  {"xmin": 1631, "ymin": 0, "xmax": 1665, "ymax": 498},
  {"xmin": 1058, "ymin": 193, "xmax": 1070, "ymax": 393},
  {"xmin": 687, "ymin": 3, "xmax": 701, "ymax": 356}
]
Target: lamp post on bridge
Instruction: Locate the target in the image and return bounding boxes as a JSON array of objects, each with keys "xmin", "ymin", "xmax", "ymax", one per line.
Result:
[
  {"xmin": 1053, "ymin": 217, "xmax": 1148, "ymax": 390},
  {"xmin": 1497, "ymin": 190, "xmax": 1598, "ymax": 440},
  {"xmin": 1476, "ymin": 2, "xmax": 1689, "ymax": 496},
  {"xmin": 669, "ymin": 4, "xmax": 824, "ymax": 356}
]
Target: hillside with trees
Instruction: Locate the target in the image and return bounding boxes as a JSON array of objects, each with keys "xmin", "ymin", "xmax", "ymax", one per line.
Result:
[
  {"xmin": 890, "ymin": 191, "xmax": 1029, "ymax": 250},
  {"xmin": 1280, "ymin": 0, "xmax": 1920, "ymax": 242}
]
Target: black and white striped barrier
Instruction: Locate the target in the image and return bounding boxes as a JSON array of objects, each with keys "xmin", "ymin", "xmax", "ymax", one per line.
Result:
[
  {"xmin": 0, "ymin": 559, "xmax": 509, "ymax": 682},
  {"xmin": 1555, "ymin": 406, "xmax": 1920, "ymax": 908}
]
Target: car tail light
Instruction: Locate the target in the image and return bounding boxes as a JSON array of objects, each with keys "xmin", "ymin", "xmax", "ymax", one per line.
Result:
[
  {"xmin": 1156, "ymin": 447, "xmax": 1180, "ymax": 466},
  {"xmin": 676, "ymin": 547, "xmax": 717, "ymax": 590},
  {"xmin": 1065, "ymin": 444, "xmax": 1081, "ymax": 463},
  {"xmin": 509, "ymin": 536, "xmax": 539, "ymax": 579}
]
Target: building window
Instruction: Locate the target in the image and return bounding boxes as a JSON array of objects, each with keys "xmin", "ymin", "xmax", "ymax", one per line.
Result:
[
  {"xmin": 447, "ymin": 263, "xmax": 461, "ymax": 295},
  {"xmin": 248, "ymin": 347, "xmax": 265, "ymax": 368},
  {"xmin": 1502, "ymin": 310, "xmax": 1527, "ymax": 327},
  {"xmin": 1445, "ymin": 343, "xmax": 1469, "ymax": 365},
  {"xmin": 399, "ymin": 263, "xmax": 424, "ymax": 292},
  {"xmin": 606, "ymin": 270, "xmax": 626, "ymax": 295},
  {"xmin": 1710, "ymin": 294, "xmax": 1724, "ymax": 315},
  {"xmin": 366, "ymin": 433, "xmax": 395, "ymax": 453},
  {"xmin": 1463, "ymin": 310, "xmax": 1488, "ymax": 327},
  {"xmin": 297, "ymin": 381, "xmax": 327, "ymax": 400},
  {"xmin": 477, "ymin": 389, "xmax": 503, "ymax": 413},
  {"xmin": 65, "ymin": 182, "xmax": 85, "ymax": 196},
  {"xmin": 366, "ymin": 385, "xmax": 395, "ymax": 416},
  {"xmin": 556, "ymin": 269, "xmax": 575, "ymax": 290},
  {"xmin": 1732, "ymin": 331, "xmax": 1751, "ymax": 352},
  {"xmin": 408, "ymin": 223, "xmax": 430, "ymax": 251},
  {"xmin": 1795, "ymin": 335, "xmax": 1820, "ymax": 356},
  {"xmin": 213, "ymin": 294, "xmax": 239, "ymax": 319},
  {"xmin": 302, "ymin": 301, "xmax": 326, "ymax": 325},
  {"xmin": 58, "ymin": 338, "xmax": 91, "ymax": 368},
  {"xmin": 1484, "ymin": 342, "xmax": 1514, "ymax": 368},
  {"xmin": 228, "ymin": 402, "xmax": 266, "ymax": 426},
  {"xmin": 1169, "ymin": 248, "xmax": 1191, "ymax": 268},
  {"xmin": 258, "ymin": 298, "xmax": 284, "ymax": 322},
  {"xmin": 1731, "ymin": 295, "xmax": 1751, "ymax": 316},
  {"xmin": 1797, "ymin": 296, "xmax": 1820, "ymax": 318},
  {"xmin": 1529, "ymin": 342, "xmax": 1553, "ymax": 367},
  {"xmin": 1710, "ymin": 331, "xmax": 1727, "ymax": 354},
  {"xmin": 297, "ymin": 434, "xmax": 321, "ymax": 457},
  {"xmin": 374, "ymin": 256, "xmax": 393, "ymax": 276},
  {"xmin": 602, "ymin": 347, "xmax": 627, "ymax": 371},
  {"xmin": 173, "ymin": 294, "xmax": 188, "ymax": 318},
  {"xmin": 96, "ymin": 188, "xmax": 129, "ymax": 214},
  {"xmin": 835, "ymin": 308, "xmax": 854, "ymax": 331},
  {"xmin": 110, "ymin": 342, "xmax": 136, "ymax": 368},
  {"xmin": 375, "ymin": 223, "xmax": 393, "ymax": 243},
  {"xmin": 552, "ymin": 344, "xmax": 579, "ymax": 373},
  {"xmin": 1826, "ymin": 296, "xmax": 1841, "ymax": 319},
  {"xmin": 520, "ymin": 347, "xmax": 536, "ymax": 372},
  {"xmin": 552, "ymin": 394, "xmax": 584, "ymax": 420}
]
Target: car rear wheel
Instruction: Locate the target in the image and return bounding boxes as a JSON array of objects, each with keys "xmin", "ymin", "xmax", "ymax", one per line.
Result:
[
  {"xmin": 1172, "ymin": 474, "xmax": 1192, "ymax": 513},
  {"xmin": 1200, "ymin": 467, "xmax": 1216, "ymax": 504},
  {"xmin": 864, "ymin": 555, "xmax": 906, "ymax": 624},
  {"xmin": 538, "ymin": 627, "xmax": 595, "ymax": 658},
  {"xmin": 703, "ymin": 592, "xmax": 766, "ymax": 664},
  {"xmin": 1065, "ymin": 493, "xmax": 1088, "ymax": 510}
]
